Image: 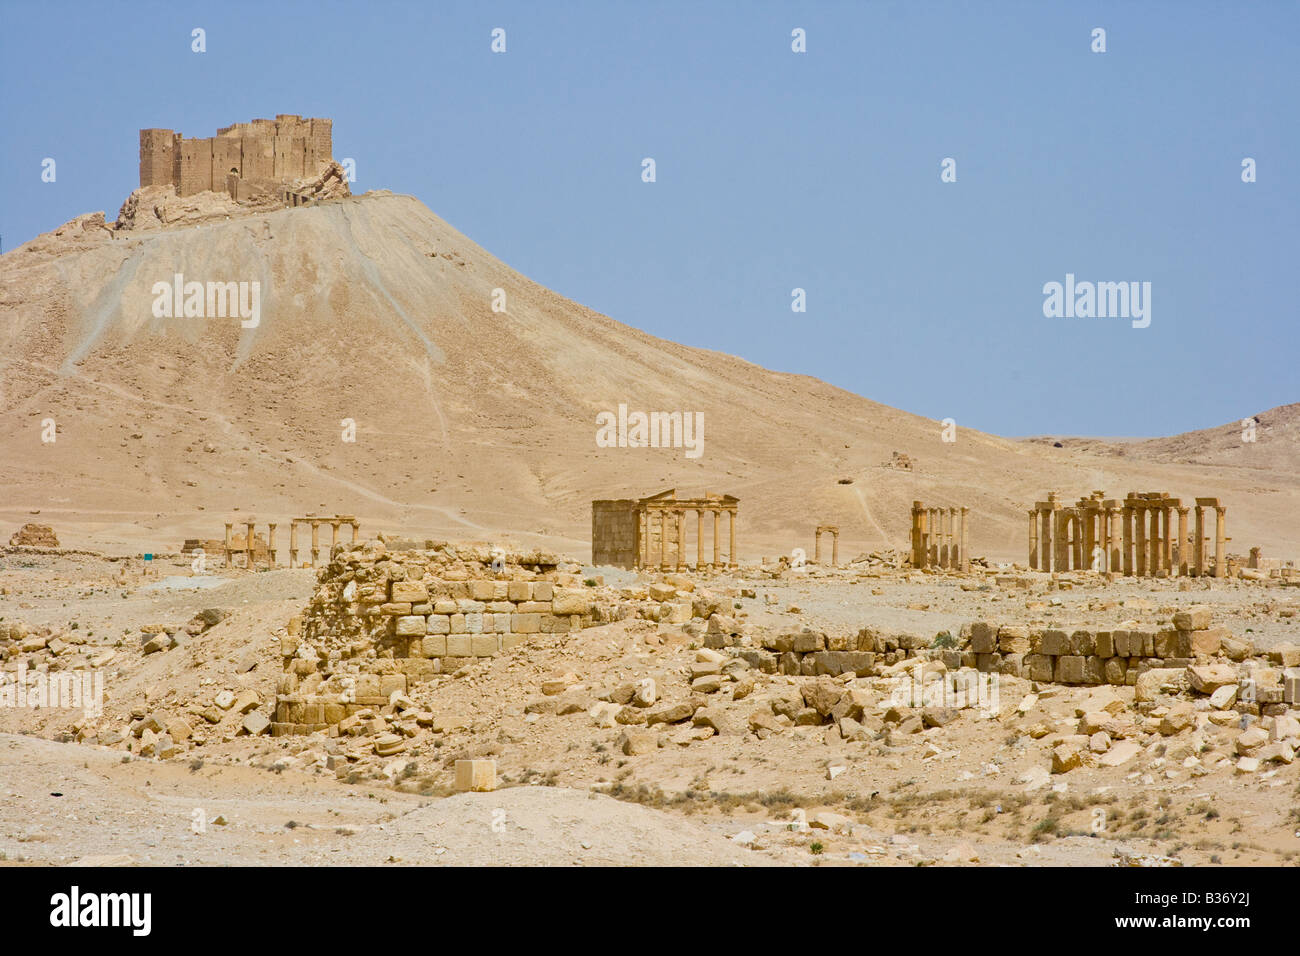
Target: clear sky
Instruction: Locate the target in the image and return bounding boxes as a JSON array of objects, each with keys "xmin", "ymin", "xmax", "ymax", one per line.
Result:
[{"xmin": 1, "ymin": 0, "xmax": 1295, "ymax": 436}]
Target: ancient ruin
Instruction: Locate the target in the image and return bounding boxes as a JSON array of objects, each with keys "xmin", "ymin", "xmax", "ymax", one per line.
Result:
[
  {"xmin": 217, "ymin": 515, "xmax": 359, "ymax": 569},
  {"xmin": 592, "ymin": 490, "xmax": 738, "ymax": 570},
  {"xmin": 814, "ymin": 525, "xmax": 839, "ymax": 566},
  {"xmin": 139, "ymin": 115, "xmax": 338, "ymax": 202},
  {"xmin": 1029, "ymin": 491, "xmax": 1228, "ymax": 577},
  {"xmin": 8, "ymin": 523, "xmax": 59, "ymax": 548},
  {"xmin": 909, "ymin": 501, "xmax": 969, "ymax": 570},
  {"xmin": 273, "ymin": 543, "xmax": 607, "ymax": 735},
  {"xmin": 883, "ymin": 451, "xmax": 914, "ymax": 471}
]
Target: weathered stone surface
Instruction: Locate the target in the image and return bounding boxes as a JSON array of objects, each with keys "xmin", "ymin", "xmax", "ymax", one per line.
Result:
[
  {"xmin": 1188, "ymin": 663, "xmax": 1237, "ymax": 695},
  {"xmin": 454, "ymin": 758, "xmax": 497, "ymax": 791},
  {"xmin": 618, "ymin": 728, "xmax": 659, "ymax": 755},
  {"xmin": 1134, "ymin": 668, "xmax": 1189, "ymax": 702}
]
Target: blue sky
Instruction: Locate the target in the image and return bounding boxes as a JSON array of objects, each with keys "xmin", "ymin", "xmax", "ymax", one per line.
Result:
[{"xmin": 1, "ymin": 0, "xmax": 1295, "ymax": 436}]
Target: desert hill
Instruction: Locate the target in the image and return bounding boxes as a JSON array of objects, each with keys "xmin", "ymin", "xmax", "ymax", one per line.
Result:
[{"xmin": 1, "ymin": 190, "xmax": 1296, "ymax": 563}]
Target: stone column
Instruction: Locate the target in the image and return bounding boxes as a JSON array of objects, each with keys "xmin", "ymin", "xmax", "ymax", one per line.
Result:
[
  {"xmin": 712, "ymin": 511, "xmax": 720, "ymax": 568},
  {"xmin": 959, "ymin": 507, "xmax": 969, "ymax": 572},
  {"xmin": 911, "ymin": 503, "xmax": 923, "ymax": 568},
  {"xmin": 268, "ymin": 523, "xmax": 277, "ymax": 567},
  {"xmin": 1214, "ymin": 507, "xmax": 1226, "ymax": 578},
  {"xmin": 1028, "ymin": 511, "xmax": 1038, "ymax": 570},
  {"xmin": 1082, "ymin": 511, "xmax": 1094, "ymax": 571},
  {"xmin": 1134, "ymin": 507, "xmax": 1147, "ymax": 576},
  {"xmin": 676, "ymin": 510, "xmax": 686, "ymax": 572},
  {"xmin": 289, "ymin": 521, "xmax": 299, "ymax": 568},
  {"xmin": 1040, "ymin": 509, "xmax": 1052, "ymax": 572},
  {"xmin": 831, "ymin": 530, "xmax": 838, "ymax": 567},
  {"xmin": 947, "ymin": 509, "xmax": 957, "ymax": 568},
  {"xmin": 728, "ymin": 510, "xmax": 736, "ymax": 569},
  {"xmin": 814, "ymin": 530, "xmax": 823, "ymax": 565},
  {"xmin": 1107, "ymin": 508, "xmax": 1121, "ymax": 573},
  {"xmin": 245, "ymin": 521, "xmax": 255, "ymax": 569},
  {"xmin": 350, "ymin": 521, "xmax": 359, "ymax": 544},
  {"xmin": 224, "ymin": 522, "xmax": 233, "ymax": 568},
  {"xmin": 330, "ymin": 519, "xmax": 341, "ymax": 558},
  {"xmin": 659, "ymin": 510, "xmax": 668, "ymax": 570},
  {"xmin": 310, "ymin": 520, "xmax": 320, "ymax": 568},
  {"xmin": 1177, "ymin": 507, "xmax": 1189, "ymax": 576},
  {"xmin": 696, "ymin": 511, "xmax": 704, "ymax": 569},
  {"xmin": 931, "ymin": 509, "xmax": 941, "ymax": 567},
  {"xmin": 1190, "ymin": 509, "xmax": 1201, "ymax": 574},
  {"xmin": 1170, "ymin": 509, "xmax": 1180, "ymax": 574},
  {"xmin": 1118, "ymin": 506, "xmax": 1130, "ymax": 575}
]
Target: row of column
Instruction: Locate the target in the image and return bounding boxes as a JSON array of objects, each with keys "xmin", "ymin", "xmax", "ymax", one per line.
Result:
[
  {"xmin": 224, "ymin": 517, "xmax": 360, "ymax": 569},
  {"xmin": 910, "ymin": 502, "xmax": 969, "ymax": 571},
  {"xmin": 1029, "ymin": 503, "xmax": 1225, "ymax": 576},
  {"xmin": 638, "ymin": 507, "xmax": 736, "ymax": 570}
]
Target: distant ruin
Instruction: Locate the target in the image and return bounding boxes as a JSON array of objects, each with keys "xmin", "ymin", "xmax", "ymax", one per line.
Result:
[
  {"xmin": 1030, "ymin": 491, "xmax": 1228, "ymax": 577},
  {"xmin": 910, "ymin": 501, "xmax": 970, "ymax": 570},
  {"xmin": 592, "ymin": 489, "xmax": 738, "ymax": 570},
  {"xmin": 139, "ymin": 114, "xmax": 336, "ymax": 201}
]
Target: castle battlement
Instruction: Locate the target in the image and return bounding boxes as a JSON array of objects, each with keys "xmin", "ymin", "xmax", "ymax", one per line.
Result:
[{"xmin": 139, "ymin": 115, "xmax": 335, "ymax": 199}]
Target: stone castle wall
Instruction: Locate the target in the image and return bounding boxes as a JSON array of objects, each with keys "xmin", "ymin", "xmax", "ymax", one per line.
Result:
[{"xmin": 139, "ymin": 115, "xmax": 334, "ymax": 198}]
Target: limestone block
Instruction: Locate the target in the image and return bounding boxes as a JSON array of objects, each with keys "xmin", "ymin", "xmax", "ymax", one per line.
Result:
[
  {"xmin": 1040, "ymin": 630, "xmax": 1069, "ymax": 656},
  {"xmin": 507, "ymin": 581, "xmax": 532, "ymax": 602},
  {"xmin": 997, "ymin": 625, "xmax": 1031, "ymax": 655},
  {"xmin": 1070, "ymin": 630, "xmax": 1095, "ymax": 656},
  {"xmin": 426, "ymin": 615, "xmax": 450, "ymax": 635},
  {"xmin": 552, "ymin": 588, "xmax": 591, "ymax": 615},
  {"xmin": 1172, "ymin": 606, "xmax": 1212, "ymax": 631},
  {"xmin": 455, "ymin": 758, "xmax": 497, "ymax": 792},
  {"xmin": 511, "ymin": 613, "xmax": 540, "ymax": 633},
  {"xmin": 469, "ymin": 580, "xmax": 495, "ymax": 601},
  {"xmin": 1094, "ymin": 631, "xmax": 1114, "ymax": 657},
  {"xmin": 533, "ymin": 581, "xmax": 555, "ymax": 601},
  {"xmin": 1054, "ymin": 656, "xmax": 1085, "ymax": 684},
  {"xmin": 970, "ymin": 622, "xmax": 997, "ymax": 654},
  {"xmin": 1134, "ymin": 667, "xmax": 1189, "ymax": 702},
  {"xmin": 446, "ymin": 634, "xmax": 472, "ymax": 656},
  {"xmin": 465, "ymin": 612, "xmax": 484, "ymax": 634},
  {"xmin": 471, "ymin": 634, "xmax": 499, "ymax": 657},
  {"xmin": 395, "ymin": 616, "xmax": 427, "ymax": 637},
  {"xmin": 1025, "ymin": 654, "xmax": 1054, "ymax": 683},
  {"xmin": 1154, "ymin": 629, "xmax": 1179, "ymax": 658},
  {"xmin": 423, "ymin": 635, "xmax": 448, "ymax": 657},
  {"xmin": 391, "ymin": 581, "xmax": 428, "ymax": 603}
]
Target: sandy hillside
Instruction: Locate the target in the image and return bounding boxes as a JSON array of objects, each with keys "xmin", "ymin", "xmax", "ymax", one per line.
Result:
[{"xmin": 1, "ymin": 191, "xmax": 1296, "ymax": 563}]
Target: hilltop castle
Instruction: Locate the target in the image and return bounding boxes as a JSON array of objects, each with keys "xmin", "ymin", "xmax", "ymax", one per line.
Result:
[{"xmin": 139, "ymin": 115, "xmax": 335, "ymax": 200}]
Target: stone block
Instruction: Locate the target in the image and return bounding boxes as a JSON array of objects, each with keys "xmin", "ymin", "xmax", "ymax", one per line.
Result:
[
  {"xmin": 1172, "ymin": 606, "xmax": 1212, "ymax": 631},
  {"xmin": 507, "ymin": 581, "xmax": 532, "ymax": 602},
  {"xmin": 1040, "ymin": 629, "xmax": 1069, "ymax": 656},
  {"xmin": 423, "ymin": 635, "xmax": 448, "ymax": 657},
  {"xmin": 426, "ymin": 615, "xmax": 450, "ymax": 635},
  {"xmin": 997, "ymin": 625, "xmax": 1031, "ymax": 655},
  {"xmin": 391, "ymin": 581, "xmax": 428, "ymax": 603},
  {"xmin": 465, "ymin": 612, "xmax": 484, "ymax": 634},
  {"xmin": 395, "ymin": 615, "xmax": 427, "ymax": 637},
  {"xmin": 511, "ymin": 613, "xmax": 540, "ymax": 633},
  {"xmin": 1070, "ymin": 630, "xmax": 1095, "ymax": 656},
  {"xmin": 970, "ymin": 621, "xmax": 997, "ymax": 654},
  {"xmin": 1094, "ymin": 631, "xmax": 1114, "ymax": 658},
  {"xmin": 446, "ymin": 634, "xmax": 472, "ymax": 656},
  {"xmin": 455, "ymin": 758, "xmax": 497, "ymax": 792},
  {"xmin": 552, "ymin": 588, "xmax": 591, "ymax": 615},
  {"xmin": 1154, "ymin": 629, "xmax": 1179, "ymax": 658},
  {"xmin": 1104, "ymin": 657, "xmax": 1127, "ymax": 685},
  {"xmin": 533, "ymin": 581, "xmax": 554, "ymax": 601},
  {"xmin": 1026, "ymin": 654, "xmax": 1054, "ymax": 683},
  {"xmin": 471, "ymin": 634, "xmax": 499, "ymax": 656},
  {"xmin": 469, "ymin": 580, "xmax": 495, "ymax": 601},
  {"xmin": 1055, "ymin": 656, "xmax": 1086, "ymax": 684},
  {"xmin": 449, "ymin": 613, "xmax": 467, "ymax": 634}
]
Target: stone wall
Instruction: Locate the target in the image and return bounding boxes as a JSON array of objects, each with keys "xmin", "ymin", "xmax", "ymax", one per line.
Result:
[
  {"xmin": 139, "ymin": 115, "xmax": 334, "ymax": 198},
  {"xmin": 272, "ymin": 542, "xmax": 615, "ymax": 736}
]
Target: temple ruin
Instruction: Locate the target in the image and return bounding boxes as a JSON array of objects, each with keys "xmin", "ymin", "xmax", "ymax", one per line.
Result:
[
  {"xmin": 592, "ymin": 489, "xmax": 738, "ymax": 570},
  {"xmin": 910, "ymin": 501, "xmax": 969, "ymax": 570},
  {"xmin": 216, "ymin": 515, "xmax": 359, "ymax": 569},
  {"xmin": 1029, "ymin": 491, "xmax": 1228, "ymax": 577}
]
